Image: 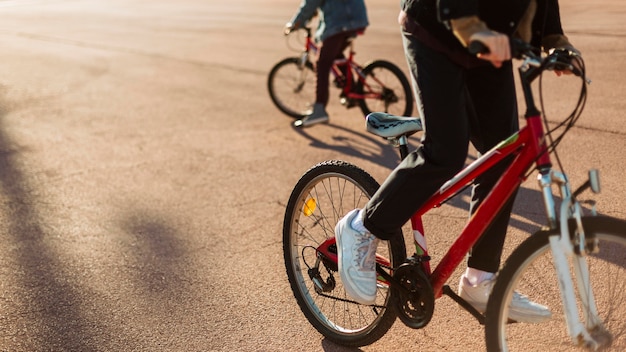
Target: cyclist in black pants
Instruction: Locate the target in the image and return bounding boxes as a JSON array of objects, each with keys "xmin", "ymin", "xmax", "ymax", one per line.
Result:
[
  {"xmin": 285, "ymin": 0, "xmax": 368, "ymax": 127},
  {"xmin": 335, "ymin": 0, "xmax": 580, "ymax": 324}
]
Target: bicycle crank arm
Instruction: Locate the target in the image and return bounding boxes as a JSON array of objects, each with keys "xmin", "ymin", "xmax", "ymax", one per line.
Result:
[{"xmin": 375, "ymin": 263, "xmax": 412, "ymax": 295}]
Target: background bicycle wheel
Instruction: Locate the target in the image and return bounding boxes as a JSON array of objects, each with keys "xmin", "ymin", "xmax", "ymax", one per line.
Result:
[{"xmin": 0, "ymin": 0, "xmax": 624, "ymax": 351}]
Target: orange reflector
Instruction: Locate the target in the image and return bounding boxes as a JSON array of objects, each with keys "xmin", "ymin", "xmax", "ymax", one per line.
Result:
[{"xmin": 303, "ymin": 198, "xmax": 317, "ymax": 216}]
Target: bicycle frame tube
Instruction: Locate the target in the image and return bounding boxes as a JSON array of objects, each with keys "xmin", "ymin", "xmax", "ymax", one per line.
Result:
[
  {"xmin": 346, "ymin": 61, "xmax": 385, "ymax": 101},
  {"xmin": 331, "ymin": 58, "xmax": 349, "ymax": 85},
  {"xmin": 332, "ymin": 48, "xmax": 359, "ymax": 97},
  {"xmin": 299, "ymin": 28, "xmax": 377, "ymax": 102},
  {"xmin": 307, "ymin": 33, "xmax": 377, "ymax": 102},
  {"xmin": 412, "ymin": 113, "xmax": 549, "ymax": 297},
  {"xmin": 306, "ymin": 32, "xmax": 317, "ymax": 55}
]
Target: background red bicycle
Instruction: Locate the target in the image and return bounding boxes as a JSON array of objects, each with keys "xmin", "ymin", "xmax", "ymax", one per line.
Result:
[{"xmin": 267, "ymin": 27, "xmax": 413, "ymax": 119}]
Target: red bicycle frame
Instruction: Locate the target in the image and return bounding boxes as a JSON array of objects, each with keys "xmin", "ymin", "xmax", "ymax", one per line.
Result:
[
  {"xmin": 312, "ymin": 46, "xmax": 555, "ymax": 299},
  {"xmin": 413, "ymin": 111, "xmax": 550, "ymax": 297},
  {"xmin": 302, "ymin": 28, "xmax": 384, "ymax": 103}
]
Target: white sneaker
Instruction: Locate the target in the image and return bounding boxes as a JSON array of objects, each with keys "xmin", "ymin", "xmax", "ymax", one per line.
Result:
[
  {"xmin": 335, "ymin": 209, "xmax": 379, "ymax": 305},
  {"xmin": 458, "ymin": 276, "xmax": 552, "ymax": 323},
  {"xmin": 294, "ymin": 103, "xmax": 329, "ymax": 127}
]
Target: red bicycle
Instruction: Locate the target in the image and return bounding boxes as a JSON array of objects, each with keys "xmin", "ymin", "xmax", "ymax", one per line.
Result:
[
  {"xmin": 267, "ymin": 27, "xmax": 413, "ymax": 119},
  {"xmin": 283, "ymin": 40, "xmax": 626, "ymax": 350}
]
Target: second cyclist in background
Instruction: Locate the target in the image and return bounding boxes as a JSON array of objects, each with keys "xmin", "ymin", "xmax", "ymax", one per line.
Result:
[{"xmin": 285, "ymin": 0, "xmax": 368, "ymax": 127}]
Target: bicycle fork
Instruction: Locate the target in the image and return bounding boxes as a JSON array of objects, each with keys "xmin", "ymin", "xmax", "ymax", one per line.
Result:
[
  {"xmin": 542, "ymin": 169, "xmax": 610, "ymax": 349},
  {"xmin": 293, "ymin": 52, "xmax": 311, "ymax": 93}
]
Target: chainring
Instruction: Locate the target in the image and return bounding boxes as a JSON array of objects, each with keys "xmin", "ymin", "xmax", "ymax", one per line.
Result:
[{"xmin": 392, "ymin": 260, "xmax": 435, "ymax": 329}]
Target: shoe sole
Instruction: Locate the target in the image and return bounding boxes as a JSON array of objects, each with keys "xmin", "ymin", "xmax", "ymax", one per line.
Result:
[
  {"xmin": 293, "ymin": 117, "xmax": 329, "ymax": 128},
  {"xmin": 508, "ymin": 310, "xmax": 552, "ymax": 324},
  {"xmin": 462, "ymin": 296, "xmax": 551, "ymax": 324}
]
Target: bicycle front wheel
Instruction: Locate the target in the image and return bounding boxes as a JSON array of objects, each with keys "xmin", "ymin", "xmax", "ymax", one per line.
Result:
[
  {"xmin": 267, "ymin": 57, "xmax": 316, "ymax": 118},
  {"xmin": 486, "ymin": 216, "xmax": 626, "ymax": 351},
  {"xmin": 356, "ymin": 60, "xmax": 413, "ymax": 117},
  {"xmin": 283, "ymin": 160, "xmax": 406, "ymax": 347}
]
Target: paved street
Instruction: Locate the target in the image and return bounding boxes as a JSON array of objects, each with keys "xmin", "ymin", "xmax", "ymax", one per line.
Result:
[{"xmin": 0, "ymin": 0, "xmax": 625, "ymax": 351}]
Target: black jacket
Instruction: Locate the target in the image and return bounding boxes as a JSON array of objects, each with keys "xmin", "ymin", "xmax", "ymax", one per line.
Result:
[{"xmin": 402, "ymin": 0, "xmax": 565, "ymax": 60}]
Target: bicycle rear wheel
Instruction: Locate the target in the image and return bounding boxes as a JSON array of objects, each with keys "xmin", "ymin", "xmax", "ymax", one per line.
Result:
[
  {"xmin": 485, "ymin": 216, "xmax": 626, "ymax": 351},
  {"xmin": 267, "ymin": 57, "xmax": 315, "ymax": 118},
  {"xmin": 356, "ymin": 60, "xmax": 413, "ymax": 117},
  {"xmin": 283, "ymin": 160, "xmax": 406, "ymax": 347}
]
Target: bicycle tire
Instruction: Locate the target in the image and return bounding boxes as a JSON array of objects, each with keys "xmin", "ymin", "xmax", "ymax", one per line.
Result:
[
  {"xmin": 267, "ymin": 57, "xmax": 316, "ymax": 119},
  {"xmin": 356, "ymin": 60, "xmax": 413, "ymax": 117},
  {"xmin": 283, "ymin": 160, "xmax": 406, "ymax": 347},
  {"xmin": 485, "ymin": 216, "xmax": 626, "ymax": 351}
]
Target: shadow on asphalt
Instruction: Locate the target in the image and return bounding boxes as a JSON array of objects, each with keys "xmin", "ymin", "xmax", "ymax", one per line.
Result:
[
  {"xmin": 0, "ymin": 87, "xmax": 194, "ymax": 349},
  {"xmin": 291, "ymin": 120, "xmax": 410, "ymax": 170},
  {"xmin": 0, "ymin": 87, "xmax": 101, "ymax": 350},
  {"xmin": 117, "ymin": 210, "xmax": 191, "ymax": 297},
  {"xmin": 320, "ymin": 338, "xmax": 363, "ymax": 351}
]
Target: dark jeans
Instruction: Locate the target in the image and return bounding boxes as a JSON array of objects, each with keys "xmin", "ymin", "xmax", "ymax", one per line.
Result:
[
  {"xmin": 315, "ymin": 30, "xmax": 359, "ymax": 105},
  {"xmin": 362, "ymin": 30, "xmax": 520, "ymax": 273}
]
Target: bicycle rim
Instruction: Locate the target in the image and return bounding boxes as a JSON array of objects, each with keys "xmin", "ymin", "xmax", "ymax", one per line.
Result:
[
  {"xmin": 283, "ymin": 161, "xmax": 403, "ymax": 347},
  {"xmin": 268, "ymin": 57, "xmax": 315, "ymax": 118},
  {"xmin": 486, "ymin": 216, "xmax": 626, "ymax": 351},
  {"xmin": 357, "ymin": 60, "xmax": 412, "ymax": 117}
]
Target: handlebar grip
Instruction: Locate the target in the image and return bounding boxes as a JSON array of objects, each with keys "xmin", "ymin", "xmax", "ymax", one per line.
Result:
[
  {"xmin": 469, "ymin": 38, "xmax": 537, "ymax": 59},
  {"xmin": 468, "ymin": 41, "xmax": 489, "ymax": 55}
]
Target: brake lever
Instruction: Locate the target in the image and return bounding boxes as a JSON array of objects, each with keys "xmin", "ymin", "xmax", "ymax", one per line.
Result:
[{"xmin": 548, "ymin": 48, "xmax": 591, "ymax": 84}]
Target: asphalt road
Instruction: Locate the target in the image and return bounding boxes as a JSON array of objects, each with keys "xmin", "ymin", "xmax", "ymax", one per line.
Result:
[{"xmin": 0, "ymin": 0, "xmax": 625, "ymax": 351}]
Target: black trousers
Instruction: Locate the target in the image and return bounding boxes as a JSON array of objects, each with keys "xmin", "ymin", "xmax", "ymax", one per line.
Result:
[{"xmin": 362, "ymin": 30, "xmax": 519, "ymax": 273}]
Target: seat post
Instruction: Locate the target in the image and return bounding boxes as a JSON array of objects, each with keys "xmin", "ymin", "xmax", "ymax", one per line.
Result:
[{"xmin": 397, "ymin": 135, "xmax": 410, "ymax": 160}]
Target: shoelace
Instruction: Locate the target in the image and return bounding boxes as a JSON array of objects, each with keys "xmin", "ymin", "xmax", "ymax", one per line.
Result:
[{"xmin": 353, "ymin": 233, "xmax": 377, "ymax": 272}]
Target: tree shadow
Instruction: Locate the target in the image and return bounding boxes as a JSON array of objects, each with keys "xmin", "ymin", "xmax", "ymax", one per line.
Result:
[
  {"xmin": 0, "ymin": 86, "xmax": 102, "ymax": 350},
  {"xmin": 0, "ymin": 86, "xmax": 197, "ymax": 350},
  {"xmin": 116, "ymin": 209, "xmax": 193, "ymax": 299}
]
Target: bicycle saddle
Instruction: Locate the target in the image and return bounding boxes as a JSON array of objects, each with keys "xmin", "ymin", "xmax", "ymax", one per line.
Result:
[{"xmin": 366, "ymin": 112, "xmax": 423, "ymax": 138}]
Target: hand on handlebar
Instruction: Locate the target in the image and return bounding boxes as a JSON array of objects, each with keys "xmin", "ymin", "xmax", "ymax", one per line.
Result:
[
  {"xmin": 468, "ymin": 30, "xmax": 511, "ymax": 68},
  {"xmin": 284, "ymin": 22, "xmax": 297, "ymax": 35},
  {"xmin": 549, "ymin": 48, "xmax": 583, "ymax": 77}
]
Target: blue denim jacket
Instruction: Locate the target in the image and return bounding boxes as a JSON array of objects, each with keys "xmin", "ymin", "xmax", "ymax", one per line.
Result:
[{"xmin": 290, "ymin": 0, "xmax": 369, "ymax": 42}]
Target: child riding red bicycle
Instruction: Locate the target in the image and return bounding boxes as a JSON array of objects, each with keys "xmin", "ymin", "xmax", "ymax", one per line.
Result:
[{"xmin": 285, "ymin": 0, "xmax": 369, "ymax": 127}]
